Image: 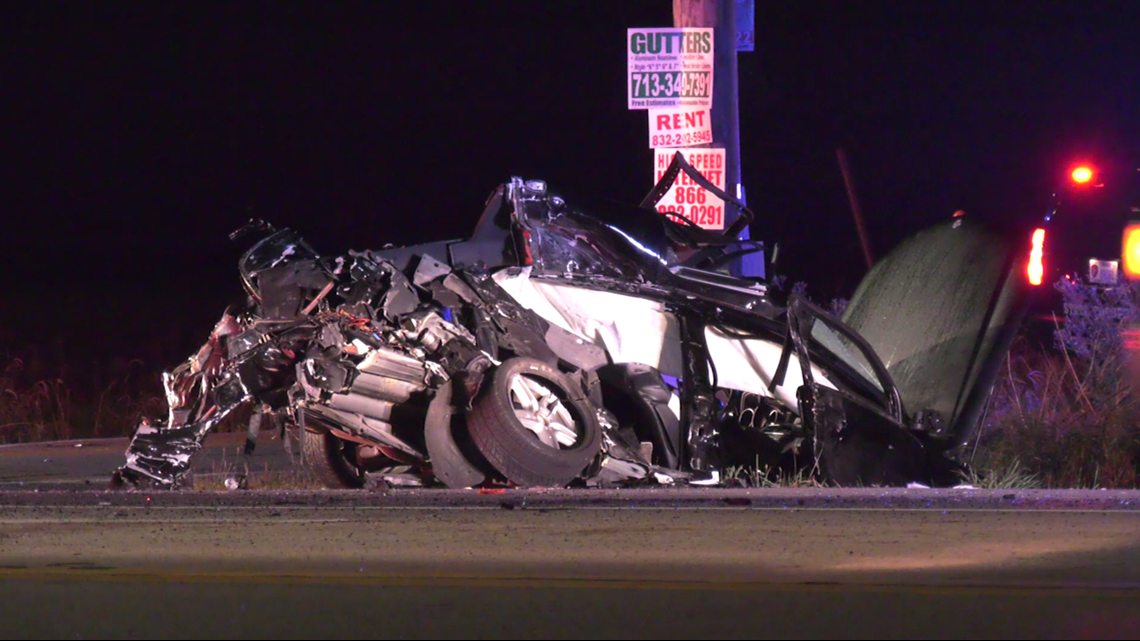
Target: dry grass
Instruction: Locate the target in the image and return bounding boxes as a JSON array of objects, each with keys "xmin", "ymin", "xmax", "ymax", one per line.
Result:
[
  {"xmin": 969, "ymin": 339, "xmax": 1140, "ymax": 489},
  {"xmin": 182, "ymin": 464, "xmax": 328, "ymax": 491},
  {"xmin": 962, "ymin": 277, "xmax": 1140, "ymax": 489},
  {"xmin": 0, "ymin": 375, "xmax": 73, "ymax": 442},
  {"xmin": 0, "ymin": 350, "xmax": 257, "ymax": 445},
  {"xmin": 246, "ymin": 466, "xmax": 329, "ymax": 491},
  {"xmin": 961, "ymin": 459, "xmax": 1042, "ymax": 490},
  {"xmin": 0, "ymin": 352, "xmax": 167, "ymax": 443},
  {"xmin": 726, "ymin": 455, "xmax": 824, "ymax": 488},
  {"xmin": 175, "ymin": 440, "xmax": 329, "ymax": 491}
]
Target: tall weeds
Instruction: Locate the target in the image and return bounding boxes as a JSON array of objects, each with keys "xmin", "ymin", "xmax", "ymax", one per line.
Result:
[
  {"xmin": 0, "ymin": 349, "xmax": 165, "ymax": 444},
  {"xmin": 970, "ymin": 276, "xmax": 1140, "ymax": 488}
]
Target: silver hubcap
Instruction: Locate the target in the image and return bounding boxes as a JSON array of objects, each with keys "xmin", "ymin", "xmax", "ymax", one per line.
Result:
[{"xmin": 509, "ymin": 374, "xmax": 579, "ymax": 449}]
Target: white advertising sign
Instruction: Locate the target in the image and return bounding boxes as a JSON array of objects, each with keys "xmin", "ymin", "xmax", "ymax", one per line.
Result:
[
  {"xmin": 627, "ymin": 28, "xmax": 714, "ymax": 110},
  {"xmin": 653, "ymin": 148, "xmax": 727, "ymax": 230},
  {"xmin": 648, "ymin": 107, "xmax": 712, "ymax": 148},
  {"xmin": 1089, "ymin": 259, "xmax": 1120, "ymax": 285}
]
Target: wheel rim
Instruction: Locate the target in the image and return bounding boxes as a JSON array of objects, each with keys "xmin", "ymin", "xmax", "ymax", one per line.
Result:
[{"xmin": 508, "ymin": 373, "xmax": 581, "ymax": 449}]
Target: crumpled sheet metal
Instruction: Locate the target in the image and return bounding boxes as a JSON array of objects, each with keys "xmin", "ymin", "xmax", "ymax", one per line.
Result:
[
  {"xmin": 116, "ymin": 240, "xmax": 659, "ymax": 488},
  {"xmin": 491, "ymin": 267, "xmax": 837, "ymax": 413},
  {"xmin": 121, "ymin": 394, "xmax": 247, "ymax": 486}
]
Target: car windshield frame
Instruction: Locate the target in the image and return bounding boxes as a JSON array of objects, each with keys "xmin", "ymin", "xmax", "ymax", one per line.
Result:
[
  {"xmin": 237, "ymin": 229, "xmax": 323, "ymax": 299},
  {"xmin": 789, "ymin": 295, "xmax": 905, "ymax": 423}
]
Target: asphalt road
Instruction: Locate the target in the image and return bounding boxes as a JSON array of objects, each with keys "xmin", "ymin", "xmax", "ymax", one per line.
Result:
[
  {"xmin": 3, "ymin": 577, "xmax": 1137, "ymax": 639},
  {"xmin": 0, "ymin": 432, "xmax": 296, "ymax": 491},
  {"xmin": 2, "ymin": 437, "xmax": 1140, "ymax": 638},
  {"xmin": 0, "ymin": 489, "xmax": 1139, "ymax": 639}
]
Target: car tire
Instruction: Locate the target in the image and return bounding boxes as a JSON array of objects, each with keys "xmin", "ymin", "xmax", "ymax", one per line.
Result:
[
  {"xmin": 467, "ymin": 357, "xmax": 601, "ymax": 487},
  {"xmin": 424, "ymin": 380, "xmax": 487, "ymax": 489},
  {"xmin": 301, "ymin": 428, "xmax": 365, "ymax": 489}
]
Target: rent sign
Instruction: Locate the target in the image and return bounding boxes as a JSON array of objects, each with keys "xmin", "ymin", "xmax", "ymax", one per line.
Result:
[
  {"xmin": 648, "ymin": 107, "xmax": 712, "ymax": 148},
  {"xmin": 627, "ymin": 28, "xmax": 714, "ymax": 110},
  {"xmin": 653, "ymin": 148, "xmax": 726, "ymax": 230}
]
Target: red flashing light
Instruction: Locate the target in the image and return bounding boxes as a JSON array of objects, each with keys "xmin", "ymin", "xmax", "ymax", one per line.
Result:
[
  {"xmin": 1028, "ymin": 228, "xmax": 1045, "ymax": 286},
  {"xmin": 1071, "ymin": 166, "xmax": 1094, "ymax": 184}
]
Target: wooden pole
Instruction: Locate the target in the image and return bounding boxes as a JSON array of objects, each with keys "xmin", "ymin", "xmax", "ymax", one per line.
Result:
[{"xmin": 673, "ymin": 0, "xmax": 753, "ymax": 275}]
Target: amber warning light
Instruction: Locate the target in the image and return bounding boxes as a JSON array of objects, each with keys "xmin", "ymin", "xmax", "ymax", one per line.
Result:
[
  {"xmin": 1123, "ymin": 223, "xmax": 1140, "ymax": 279},
  {"xmin": 1027, "ymin": 228, "xmax": 1045, "ymax": 286}
]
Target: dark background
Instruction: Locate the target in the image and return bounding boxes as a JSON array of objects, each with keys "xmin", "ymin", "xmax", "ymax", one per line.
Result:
[{"xmin": 4, "ymin": 0, "xmax": 1139, "ymax": 369}]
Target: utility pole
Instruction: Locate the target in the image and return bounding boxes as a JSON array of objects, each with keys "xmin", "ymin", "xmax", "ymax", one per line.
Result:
[{"xmin": 673, "ymin": 0, "xmax": 760, "ymax": 277}]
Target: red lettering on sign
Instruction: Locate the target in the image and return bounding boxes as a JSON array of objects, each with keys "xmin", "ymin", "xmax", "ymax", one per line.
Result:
[{"xmin": 656, "ymin": 114, "xmax": 672, "ymax": 130}]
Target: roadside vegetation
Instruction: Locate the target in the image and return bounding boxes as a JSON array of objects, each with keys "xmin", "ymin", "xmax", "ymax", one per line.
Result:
[
  {"xmin": 0, "ymin": 348, "xmax": 249, "ymax": 445},
  {"xmin": 968, "ymin": 276, "xmax": 1140, "ymax": 489},
  {"xmin": 726, "ymin": 276, "xmax": 1140, "ymax": 490},
  {"xmin": 0, "ymin": 350, "xmax": 162, "ymax": 443}
]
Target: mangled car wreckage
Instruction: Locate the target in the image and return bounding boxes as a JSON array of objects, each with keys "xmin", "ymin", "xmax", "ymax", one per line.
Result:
[{"xmin": 116, "ymin": 155, "xmax": 1032, "ymax": 489}]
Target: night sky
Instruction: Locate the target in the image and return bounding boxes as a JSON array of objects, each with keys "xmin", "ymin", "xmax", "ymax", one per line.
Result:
[{"xmin": 4, "ymin": 1, "xmax": 1139, "ymax": 365}]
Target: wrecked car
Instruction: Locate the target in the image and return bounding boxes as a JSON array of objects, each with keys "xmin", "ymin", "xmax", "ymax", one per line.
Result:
[{"xmin": 115, "ymin": 154, "xmax": 1033, "ymax": 489}]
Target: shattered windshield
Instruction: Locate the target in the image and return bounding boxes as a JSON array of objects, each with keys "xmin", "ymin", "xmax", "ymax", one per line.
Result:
[
  {"xmin": 840, "ymin": 217, "xmax": 1021, "ymax": 442},
  {"xmin": 810, "ymin": 320, "xmax": 884, "ymax": 393},
  {"xmin": 526, "ymin": 209, "xmax": 668, "ymax": 282},
  {"xmin": 240, "ymin": 230, "xmax": 322, "ymax": 279}
]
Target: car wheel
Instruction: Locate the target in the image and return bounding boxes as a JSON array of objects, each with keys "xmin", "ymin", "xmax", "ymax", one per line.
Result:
[
  {"xmin": 301, "ymin": 428, "xmax": 366, "ymax": 489},
  {"xmin": 467, "ymin": 357, "xmax": 601, "ymax": 487},
  {"xmin": 424, "ymin": 380, "xmax": 487, "ymax": 489}
]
